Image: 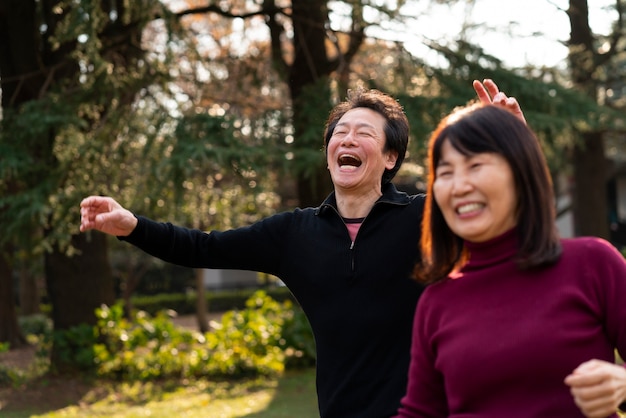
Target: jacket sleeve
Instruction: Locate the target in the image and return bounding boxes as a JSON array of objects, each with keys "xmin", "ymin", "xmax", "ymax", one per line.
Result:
[{"xmin": 119, "ymin": 212, "xmax": 292, "ymax": 275}]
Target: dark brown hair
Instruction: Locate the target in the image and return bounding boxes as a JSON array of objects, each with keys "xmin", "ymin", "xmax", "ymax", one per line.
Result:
[
  {"xmin": 323, "ymin": 88, "xmax": 409, "ymax": 185},
  {"xmin": 414, "ymin": 103, "xmax": 562, "ymax": 284}
]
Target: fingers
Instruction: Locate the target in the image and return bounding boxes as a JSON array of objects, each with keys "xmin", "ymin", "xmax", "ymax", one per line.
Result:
[
  {"xmin": 572, "ymin": 390, "xmax": 620, "ymax": 418},
  {"xmin": 79, "ymin": 196, "xmax": 137, "ymax": 236},
  {"xmin": 473, "ymin": 80, "xmax": 490, "ymax": 104},
  {"xmin": 79, "ymin": 196, "xmax": 115, "ymax": 233},
  {"xmin": 79, "ymin": 206, "xmax": 98, "ymax": 232},
  {"xmin": 473, "ymin": 79, "xmax": 500, "ymax": 104},
  {"xmin": 565, "ymin": 360, "xmax": 626, "ymax": 418},
  {"xmin": 473, "ymin": 79, "xmax": 527, "ymax": 125}
]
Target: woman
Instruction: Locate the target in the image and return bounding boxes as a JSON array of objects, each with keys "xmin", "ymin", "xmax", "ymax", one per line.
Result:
[{"xmin": 395, "ymin": 103, "xmax": 626, "ymax": 418}]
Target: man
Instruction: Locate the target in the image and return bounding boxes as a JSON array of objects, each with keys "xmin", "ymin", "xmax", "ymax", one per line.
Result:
[{"xmin": 80, "ymin": 80, "xmax": 523, "ymax": 417}]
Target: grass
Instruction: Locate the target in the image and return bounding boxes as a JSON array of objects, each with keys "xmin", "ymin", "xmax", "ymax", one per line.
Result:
[{"xmin": 0, "ymin": 368, "xmax": 319, "ymax": 418}]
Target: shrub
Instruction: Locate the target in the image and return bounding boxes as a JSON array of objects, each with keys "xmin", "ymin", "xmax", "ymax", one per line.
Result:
[
  {"xmin": 19, "ymin": 314, "xmax": 52, "ymax": 338},
  {"xmin": 93, "ymin": 290, "xmax": 315, "ymax": 381},
  {"xmin": 52, "ymin": 323, "xmax": 98, "ymax": 371}
]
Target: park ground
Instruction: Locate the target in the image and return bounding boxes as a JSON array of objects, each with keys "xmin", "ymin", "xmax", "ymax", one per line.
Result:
[{"xmin": 0, "ymin": 314, "xmax": 319, "ymax": 417}]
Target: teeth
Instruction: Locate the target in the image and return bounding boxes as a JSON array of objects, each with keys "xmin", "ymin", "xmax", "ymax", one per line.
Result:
[{"xmin": 457, "ymin": 203, "xmax": 483, "ymax": 214}]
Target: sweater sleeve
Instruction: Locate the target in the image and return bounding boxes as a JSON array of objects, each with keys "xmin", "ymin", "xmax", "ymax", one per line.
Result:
[
  {"xmin": 589, "ymin": 238, "xmax": 626, "ymax": 410},
  {"xmin": 394, "ymin": 288, "xmax": 448, "ymax": 418},
  {"xmin": 588, "ymin": 238, "xmax": 626, "ymax": 361}
]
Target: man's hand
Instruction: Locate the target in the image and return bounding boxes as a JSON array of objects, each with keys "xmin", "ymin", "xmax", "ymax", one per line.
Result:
[
  {"xmin": 473, "ymin": 79, "xmax": 526, "ymax": 124},
  {"xmin": 80, "ymin": 196, "xmax": 138, "ymax": 236}
]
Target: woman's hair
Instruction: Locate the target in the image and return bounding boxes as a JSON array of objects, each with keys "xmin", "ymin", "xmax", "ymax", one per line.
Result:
[
  {"xmin": 323, "ymin": 88, "xmax": 409, "ymax": 185},
  {"xmin": 414, "ymin": 103, "xmax": 562, "ymax": 284}
]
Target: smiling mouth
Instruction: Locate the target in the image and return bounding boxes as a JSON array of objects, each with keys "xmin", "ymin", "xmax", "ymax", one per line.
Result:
[
  {"xmin": 457, "ymin": 203, "xmax": 484, "ymax": 214},
  {"xmin": 338, "ymin": 154, "xmax": 362, "ymax": 167}
]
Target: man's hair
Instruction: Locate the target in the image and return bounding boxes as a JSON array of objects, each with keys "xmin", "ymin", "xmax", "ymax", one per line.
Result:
[
  {"xmin": 323, "ymin": 88, "xmax": 409, "ymax": 185},
  {"xmin": 415, "ymin": 103, "xmax": 562, "ymax": 284}
]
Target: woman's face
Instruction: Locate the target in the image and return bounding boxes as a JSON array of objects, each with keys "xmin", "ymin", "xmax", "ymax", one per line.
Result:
[{"xmin": 432, "ymin": 139, "xmax": 518, "ymax": 243}]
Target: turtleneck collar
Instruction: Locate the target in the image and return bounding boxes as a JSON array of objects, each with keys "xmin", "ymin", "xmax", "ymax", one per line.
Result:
[{"xmin": 462, "ymin": 228, "xmax": 519, "ymax": 271}]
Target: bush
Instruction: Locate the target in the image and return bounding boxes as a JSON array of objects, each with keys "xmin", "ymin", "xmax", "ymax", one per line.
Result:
[
  {"xmin": 93, "ymin": 290, "xmax": 315, "ymax": 381},
  {"xmin": 19, "ymin": 314, "xmax": 52, "ymax": 337},
  {"xmin": 52, "ymin": 323, "xmax": 98, "ymax": 371}
]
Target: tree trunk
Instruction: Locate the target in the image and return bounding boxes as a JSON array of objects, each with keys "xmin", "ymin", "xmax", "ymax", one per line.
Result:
[
  {"xmin": 45, "ymin": 233, "xmax": 115, "ymax": 330},
  {"xmin": 572, "ymin": 132, "xmax": 610, "ymax": 239},
  {"xmin": 195, "ymin": 269, "xmax": 209, "ymax": 333},
  {"xmin": 0, "ymin": 248, "xmax": 27, "ymax": 348},
  {"xmin": 288, "ymin": 0, "xmax": 334, "ymax": 206},
  {"xmin": 567, "ymin": 0, "xmax": 610, "ymax": 239},
  {"xmin": 297, "ymin": 166, "xmax": 333, "ymax": 208},
  {"xmin": 0, "ymin": 0, "xmax": 44, "ymax": 351},
  {"xmin": 19, "ymin": 262, "xmax": 41, "ymax": 316}
]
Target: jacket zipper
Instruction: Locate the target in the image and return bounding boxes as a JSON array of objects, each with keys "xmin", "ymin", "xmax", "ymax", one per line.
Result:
[
  {"xmin": 324, "ymin": 198, "xmax": 408, "ymax": 274},
  {"xmin": 349, "ymin": 240, "xmax": 355, "ymax": 272}
]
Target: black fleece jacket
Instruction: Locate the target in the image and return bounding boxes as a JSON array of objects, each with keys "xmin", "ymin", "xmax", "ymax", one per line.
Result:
[{"xmin": 121, "ymin": 183, "xmax": 425, "ymax": 418}]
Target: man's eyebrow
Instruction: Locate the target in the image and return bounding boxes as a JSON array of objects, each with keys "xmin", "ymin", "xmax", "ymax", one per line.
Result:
[{"xmin": 335, "ymin": 121, "xmax": 376, "ymax": 129}]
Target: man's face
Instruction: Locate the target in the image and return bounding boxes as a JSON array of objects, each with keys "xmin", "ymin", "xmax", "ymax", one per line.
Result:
[{"xmin": 326, "ymin": 107, "xmax": 397, "ymax": 194}]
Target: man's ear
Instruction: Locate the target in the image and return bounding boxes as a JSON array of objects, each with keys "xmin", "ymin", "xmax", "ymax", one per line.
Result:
[{"xmin": 385, "ymin": 151, "xmax": 399, "ymax": 170}]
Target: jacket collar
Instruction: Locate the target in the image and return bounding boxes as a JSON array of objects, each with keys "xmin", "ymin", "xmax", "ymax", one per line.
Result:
[{"xmin": 315, "ymin": 182, "xmax": 411, "ymax": 216}]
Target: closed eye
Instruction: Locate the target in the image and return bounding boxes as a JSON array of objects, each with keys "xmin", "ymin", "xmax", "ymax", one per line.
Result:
[
  {"xmin": 357, "ymin": 129, "xmax": 375, "ymax": 137},
  {"xmin": 436, "ymin": 169, "xmax": 453, "ymax": 178}
]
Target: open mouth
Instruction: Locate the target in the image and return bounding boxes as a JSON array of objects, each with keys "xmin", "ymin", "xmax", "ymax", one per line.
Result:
[{"xmin": 338, "ymin": 153, "xmax": 362, "ymax": 168}]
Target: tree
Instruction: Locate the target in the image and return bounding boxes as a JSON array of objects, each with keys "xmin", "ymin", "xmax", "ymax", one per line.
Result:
[
  {"xmin": 0, "ymin": 0, "xmax": 175, "ymax": 368},
  {"xmin": 173, "ymin": 0, "xmax": 415, "ymax": 206},
  {"xmin": 0, "ymin": 0, "xmax": 48, "ymax": 349},
  {"xmin": 566, "ymin": 0, "xmax": 626, "ymax": 239}
]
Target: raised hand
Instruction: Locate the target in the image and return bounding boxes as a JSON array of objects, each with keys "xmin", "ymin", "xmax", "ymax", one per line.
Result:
[
  {"xmin": 473, "ymin": 79, "xmax": 526, "ymax": 124},
  {"xmin": 80, "ymin": 196, "xmax": 138, "ymax": 236}
]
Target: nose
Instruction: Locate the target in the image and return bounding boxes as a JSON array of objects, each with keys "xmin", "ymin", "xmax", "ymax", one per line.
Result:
[
  {"xmin": 451, "ymin": 173, "xmax": 473, "ymax": 195},
  {"xmin": 340, "ymin": 130, "xmax": 357, "ymax": 147}
]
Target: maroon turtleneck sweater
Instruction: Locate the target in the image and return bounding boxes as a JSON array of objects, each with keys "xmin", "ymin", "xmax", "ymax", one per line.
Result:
[{"xmin": 395, "ymin": 229, "xmax": 626, "ymax": 418}]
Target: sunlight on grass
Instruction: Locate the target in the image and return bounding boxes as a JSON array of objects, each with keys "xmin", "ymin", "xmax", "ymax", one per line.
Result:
[
  {"xmin": 35, "ymin": 389, "xmax": 274, "ymax": 417},
  {"xmin": 28, "ymin": 369, "xmax": 318, "ymax": 418}
]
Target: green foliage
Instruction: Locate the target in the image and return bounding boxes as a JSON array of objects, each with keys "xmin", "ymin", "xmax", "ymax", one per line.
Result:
[
  {"xmin": 389, "ymin": 40, "xmax": 621, "ymax": 178},
  {"xmin": 0, "ymin": 0, "xmax": 178, "ymax": 255},
  {"xmin": 280, "ymin": 305, "xmax": 317, "ymax": 369},
  {"xmin": 18, "ymin": 314, "xmax": 53, "ymax": 338},
  {"xmin": 0, "ymin": 363, "xmax": 22, "ymax": 387},
  {"xmin": 52, "ymin": 324, "xmax": 98, "ymax": 371},
  {"xmin": 92, "ymin": 290, "xmax": 315, "ymax": 381},
  {"xmin": 205, "ymin": 294, "xmax": 287, "ymax": 377},
  {"xmin": 94, "ymin": 304, "xmax": 196, "ymax": 380}
]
